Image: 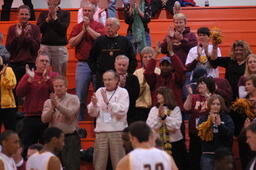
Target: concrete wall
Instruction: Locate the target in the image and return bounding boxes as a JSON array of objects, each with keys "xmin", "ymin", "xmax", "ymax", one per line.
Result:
[{"xmin": 0, "ymin": 0, "xmax": 256, "ymax": 9}]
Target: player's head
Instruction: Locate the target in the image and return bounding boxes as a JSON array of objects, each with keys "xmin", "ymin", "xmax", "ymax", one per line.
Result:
[{"xmin": 42, "ymin": 127, "xmax": 65, "ymax": 153}]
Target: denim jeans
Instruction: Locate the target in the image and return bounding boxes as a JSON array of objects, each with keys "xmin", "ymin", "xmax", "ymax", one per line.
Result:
[
  {"xmin": 201, "ymin": 154, "xmax": 214, "ymax": 170},
  {"xmin": 108, "ymin": 0, "xmax": 130, "ymax": 18},
  {"xmin": 76, "ymin": 62, "xmax": 92, "ymax": 121}
]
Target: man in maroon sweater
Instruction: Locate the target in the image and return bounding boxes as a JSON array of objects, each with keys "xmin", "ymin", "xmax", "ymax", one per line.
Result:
[{"xmin": 16, "ymin": 53, "xmax": 58, "ymax": 158}]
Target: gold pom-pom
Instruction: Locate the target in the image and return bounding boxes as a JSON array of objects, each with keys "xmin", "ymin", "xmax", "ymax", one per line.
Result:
[
  {"xmin": 231, "ymin": 98, "xmax": 256, "ymax": 119},
  {"xmin": 210, "ymin": 27, "xmax": 223, "ymax": 45},
  {"xmin": 198, "ymin": 55, "xmax": 208, "ymax": 64}
]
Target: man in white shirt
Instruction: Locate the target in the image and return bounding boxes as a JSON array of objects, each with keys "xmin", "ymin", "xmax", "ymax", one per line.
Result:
[
  {"xmin": 0, "ymin": 130, "xmax": 20, "ymax": 170},
  {"xmin": 116, "ymin": 121, "xmax": 178, "ymax": 170}
]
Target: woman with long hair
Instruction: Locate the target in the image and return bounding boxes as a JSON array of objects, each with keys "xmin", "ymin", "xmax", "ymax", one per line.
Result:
[
  {"xmin": 147, "ymin": 87, "xmax": 187, "ymax": 170},
  {"xmin": 198, "ymin": 94, "xmax": 234, "ymax": 170}
]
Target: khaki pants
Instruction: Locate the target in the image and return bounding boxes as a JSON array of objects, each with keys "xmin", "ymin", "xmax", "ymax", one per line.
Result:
[
  {"xmin": 39, "ymin": 44, "xmax": 68, "ymax": 76},
  {"xmin": 93, "ymin": 132, "xmax": 125, "ymax": 170}
]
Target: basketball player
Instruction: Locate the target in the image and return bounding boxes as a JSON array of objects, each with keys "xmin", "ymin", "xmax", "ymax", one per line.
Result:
[
  {"xmin": 26, "ymin": 127, "xmax": 64, "ymax": 170},
  {"xmin": 116, "ymin": 121, "xmax": 178, "ymax": 170}
]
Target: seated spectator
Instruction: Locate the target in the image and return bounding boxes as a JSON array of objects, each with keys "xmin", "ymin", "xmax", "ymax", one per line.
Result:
[
  {"xmin": 198, "ymin": 94, "xmax": 234, "ymax": 170},
  {"xmin": 114, "ymin": 55, "xmax": 140, "ymax": 124},
  {"xmin": 210, "ymin": 40, "xmax": 252, "ymax": 100},
  {"xmin": 134, "ymin": 46, "xmax": 160, "ymax": 121},
  {"xmin": 124, "ymin": 0, "xmax": 152, "ymax": 52},
  {"xmin": 78, "ymin": 0, "xmax": 107, "ymax": 25},
  {"xmin": 144, "ymin": 39, "xmax": 186, "ymax": 110},
  {"xmin": 147, "ymin": 87, "xmax": 187, "ymax": 170},
  {"xmin": 0, "ymin": 33, "xmax": 10, "ymax": 62},
  {"xmin": 87, "ymin": 70, "xmax": 129, "ymax": 170},
  {"xmin": 108, "ymin": 0, "xmax": 129, "ymax": 18},
  {"xmin": 0, "ymin": 130, "xmax": 20, "ymax": 170},
  {"xmin": 0, "ymin": 56, "xmax": 17, "ymax": 131},
  {"xmin": 238, "ymin": 54, "xmax": 256, "ymax": 98},
  {"xmin": 161, "ymin": 13, "xmax": 197, "ymax": 65},
  {"xmin": 186, "ymin": 27, "xmax": 221, "ymax": 79},
  {"xmin": 183, "ymin": 76, "xmax": 216, "ymax": 170}
]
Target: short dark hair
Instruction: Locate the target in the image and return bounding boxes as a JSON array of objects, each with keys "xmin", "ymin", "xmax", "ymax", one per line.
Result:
[
  {"xmin": 156, "ymin": 87, "xmax": 176, "ymax": 109},
  {"xmin": 0, "ymin": 130, "xmax": 17, "ymax": 145},
  {"xmin": 28, "ymin": 143, "xmax": 44, "ymax": 151},
  {"xmin": 214, "ymin": 147, "xmax": 232, "ymax": 161},
  {"xmin": 42, "ymin": 127, "xmax": 63, "ymax": 144},
  {"xmin": 197, "ymin": 76, "xmax": 216, "ymax": 93},
  {"xmin": 245, "ymin": 74, "xmax": 256, "ymax": 87},
  {"xmin": 197, "ymin": 27, "xmax": 211, "ymax": 37},
  {"xmin": 18, "ymin": 5, "xmax": 31, "ymax": 13},
  {"xmin": 129, "ymin": 121, "xmax": 152, "ymax": 143},
  {"xmin": 246, "ymin": 122, "xmax": 256, "ymax": 134}
]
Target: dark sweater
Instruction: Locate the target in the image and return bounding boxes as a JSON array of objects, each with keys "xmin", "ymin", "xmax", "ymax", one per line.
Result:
[
  {"xmin": 199, "ymin": 112, "xmax": 234, "ymax": 153},
  {"xmin": 37, "ymin": 8, "xmax": 70, "ymax": 46},
  {"xmin": 210, "ymin": 57, "xmax": 245, "ymax": 100}
]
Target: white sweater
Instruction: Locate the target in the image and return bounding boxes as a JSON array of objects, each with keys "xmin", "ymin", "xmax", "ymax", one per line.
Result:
[
  {"xmin": 146, "ymin": 106, "xmax": 183, "ymax": 142},
  {"xmin": 87, "ymin": 86, "xmax": 129, "ymax": 132}
]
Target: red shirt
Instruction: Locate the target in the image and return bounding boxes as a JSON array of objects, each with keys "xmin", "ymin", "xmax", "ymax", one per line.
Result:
[{"xmin": 69, "ymin": 20, "xmax": 105, "ymax": 61}]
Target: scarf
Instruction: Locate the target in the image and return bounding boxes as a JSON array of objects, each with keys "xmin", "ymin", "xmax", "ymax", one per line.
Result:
[
  {"xmin": 159, "ymin": 108, "xmax": 172, "ymax": 155},
  {"xmin": 131, "ymin": 0, "xmax": 147, "ymax": 52}
]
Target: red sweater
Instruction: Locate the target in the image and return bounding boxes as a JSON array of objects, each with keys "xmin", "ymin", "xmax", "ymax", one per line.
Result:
[
  {"xmin": 144, "ymin": 55, "xmax": 186, "ymax": 110},
  {"xmin": 16, "ymin": 71, "xmax": 58, "ymax": 116}
]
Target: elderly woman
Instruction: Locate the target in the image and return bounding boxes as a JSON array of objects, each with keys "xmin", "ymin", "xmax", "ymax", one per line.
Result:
[
  {"xmin": 133, "ymin": 46, "xmax": 160, "ymax": 121},
  {"xmin": 124, "ymin": 0, "xmax": 152, "ymax": 52},
  {"xmin": 161, "ymin": 13, "xmax": 197, "ymax": 65},
  {"xmin": 210, "ymin": 40, "xmax": 252, "ymax": 100},
  {"xmin": 147, "ymin": 87, "xmax": 187, "ymax": 170},
  {"xmin": 238, "ymin": 54, "xmax": 256, "ymax": 98},
  {"xmin": 198, "ymin": 94, "xmax": 234, "ymax": 170}
]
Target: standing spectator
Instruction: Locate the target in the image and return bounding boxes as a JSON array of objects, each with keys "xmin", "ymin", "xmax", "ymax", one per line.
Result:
[
  {"xmin": 238, "ymin": 54, "xmax": 256, "ymax": 98},
  {"xmin": 124, "ymin": 0, "xmax": 152, "ymax": 52},
  {"xmin": 161, "ymin": 13, "xmax": 197, "ymax": 65},
  {"xmin": 87, "ymin": 70, "xmax": 129, "ymax": 170},
  {"xmin": 0, "ymin": 130, "xmax": 20, "ymax": 170},
  {"xmin": 147, "ymin": 87, "xmax": 187, "ymax": 170},
  {"xmin": 89, "ymin": 17, "xmax": 137, "ymax": 90},
  {"xmin": 37, "ymin": 0, "xmax": 70, "ymax": 76},
  {"xmin": 134, "ymin": 46, "xmax": 160, "ymax": 121},
  {"xmin": 6, "ymin": 5, "xmax": 40, "ymax": 83},
  {"xmin": 16, "ymin": 53, "xmax": 58, "ymax": 158},
  {"xmin": 108, "ymin": 0, "xmax": 129, "ymax": 18},
  {"xmin": 42, "ymin": 76, "xmax": 80, "ymax": 170},
  {"xmin": 69, "ymin": 1, "xmax": 105, "ymax": 121},
  {"xmin": 114, "ymin": 55, "xmax": 140, "ymax": 124},
  {"xmin": 1, "ymin": 0, "xmax": 35, "ymax": 21},
  {"xmin": 210, "ymin": 40, "xmax": 252, "ymax": 100},
  {"xmin": 78, "ymin": 0, "xmax": 107, "ymax": 25},
  {"xmin": 198, "ymin": 94, "xmax": 234, "ymax": 170},
  {"xmin": 186, "ymin": 27, "xmax": 221, "ymax": 79},
  {"xmin": 0, "ymin": 33, "xmax": 10, "ymax": 62},
  {"xmin": 0, "ymin": 56, "xmax": 17, "ymax": 131},
  {"xmin": 183, "ymin": 76, "xmax": 216, "ymax": 170},
  {"xmin": 144, "ymin": 38, "xmax": 186, "ymax": 110},
  {"xmin": 26, "ymin": 127, "xmax": 64, "ymax": 170}
]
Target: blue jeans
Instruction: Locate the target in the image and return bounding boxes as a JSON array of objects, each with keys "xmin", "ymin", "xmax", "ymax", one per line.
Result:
[
  {"xmin": 201, "ymin": 154, "xmax": 214, "ymax": 170},
  {"xmin": 76, "ymin": 62, "xmax": 91, "ymax": 121},
  {"xmin": 108, "ymin": 0, "xmax": 130, "ymax": 18}
]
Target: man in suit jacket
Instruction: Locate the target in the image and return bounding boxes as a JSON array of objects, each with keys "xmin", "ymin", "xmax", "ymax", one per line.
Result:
[{"xmin": 246, "ymin": 122, "xmax": 256, "ymax": 170}]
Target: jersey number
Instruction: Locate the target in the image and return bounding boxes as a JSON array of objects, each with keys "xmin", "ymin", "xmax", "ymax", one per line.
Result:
[{"xmin": 144, "ymin": 163, "xmax": 164, "ymax": 170}]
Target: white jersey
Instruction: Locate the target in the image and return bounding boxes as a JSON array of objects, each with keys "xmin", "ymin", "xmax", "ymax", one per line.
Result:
[
  {"xmin": 26, "ymin": 151, "xmax": 62, "ymax": 170},
  {"xmin": 129, "ymin": 148, "xmax": 172, "ymax": 170},
  {"xmin": 0, "ymin": 152, "xmax": 17, "ymax": 170}
]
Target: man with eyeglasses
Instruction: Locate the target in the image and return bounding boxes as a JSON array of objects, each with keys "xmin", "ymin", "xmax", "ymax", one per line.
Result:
[
  {"xmin": 16, "ymin": 53, "xmax": 58, "ymax": 159},
  {"xmin": 6, "ymin": 5, "xmax": 41, "ymax": 84},
  {"xmin": 37, "ymin": 0, "xmax": 70, "ymax": 76}
]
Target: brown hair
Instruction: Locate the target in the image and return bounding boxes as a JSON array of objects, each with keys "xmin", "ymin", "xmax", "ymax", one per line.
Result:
[
  {"xmin": 230, "ymin": 40, "xmax": 252, "ymax": 61},
  {"xmin": 207, "ymin": 94, "xmax": 227, "ymax": 113},
  {"xmin": 245, "ymin": 74, "xmax": 256, "ymax": 88},
  {"xmin": 156, "ymin": 87, "xmax": 176, "ymax": 109},
  {"xmin": 18, "ymin": 5, "xmax": 31, "ymax": 13},
  {"xmin": 52, "ymin": 75, "xmax": 68, "ymax": 86}
]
